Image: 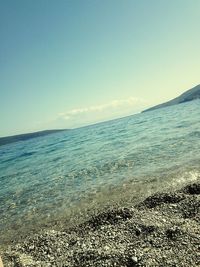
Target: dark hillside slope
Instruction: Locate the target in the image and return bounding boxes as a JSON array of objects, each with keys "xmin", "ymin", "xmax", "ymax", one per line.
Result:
[
  {"xmin": 0, "ymin": 129, "xmax": 67, "ymax": 147},
  {"xmin": 143, "ymin": 84, "xmax": 200, "ymax": 112}
]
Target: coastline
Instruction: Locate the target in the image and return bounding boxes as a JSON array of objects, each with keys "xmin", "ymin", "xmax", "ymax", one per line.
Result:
[{"xmin": 3, "ymin": 180, "xmax": 200, "ymax": 267}]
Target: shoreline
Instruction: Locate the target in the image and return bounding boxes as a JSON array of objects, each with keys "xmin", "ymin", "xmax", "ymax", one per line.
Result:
[
  {"xmin": 3, "ymin": 181, "xmax": 200, "ymax": 266},
  {"xmin": 0, "ymin": 171, "xmax": 196, "ymax": 246}
]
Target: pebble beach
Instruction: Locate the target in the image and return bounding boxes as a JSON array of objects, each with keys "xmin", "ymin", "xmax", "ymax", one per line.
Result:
[{"xmin": 3, "ymin": 181, "xmax": 200, "ymax": 267}]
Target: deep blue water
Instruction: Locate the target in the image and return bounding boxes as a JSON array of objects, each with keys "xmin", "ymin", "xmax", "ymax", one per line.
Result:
[{"xmin": 0, "ymin": 100, "xmax": 200, "ymax": 243}]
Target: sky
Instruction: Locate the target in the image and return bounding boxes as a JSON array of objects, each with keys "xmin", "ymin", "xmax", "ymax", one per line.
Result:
[{"xmin": 0, "ymin": 0, "xmax": 200, "ymax": 137}]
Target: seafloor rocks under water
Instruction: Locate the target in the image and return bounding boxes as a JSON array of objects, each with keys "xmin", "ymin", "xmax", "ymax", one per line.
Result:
[{"xmin": 3, "ymin": 182, "xmax": 200, "ymax": 267}]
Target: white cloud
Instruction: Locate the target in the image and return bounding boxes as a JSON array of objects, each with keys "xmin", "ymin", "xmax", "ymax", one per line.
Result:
[
  {"xmin": 58, "ymin": 97, "xmax": 146, "ymax": 122},
  {"xmin": 33, "ymin": 97, "xmax": 147, "ymax": 131}
]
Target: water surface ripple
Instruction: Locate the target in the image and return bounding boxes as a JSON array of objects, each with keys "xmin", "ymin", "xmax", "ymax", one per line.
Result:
[{"xmin": 0, "ymin": 100, "xmax": 200, "ymax": 243}]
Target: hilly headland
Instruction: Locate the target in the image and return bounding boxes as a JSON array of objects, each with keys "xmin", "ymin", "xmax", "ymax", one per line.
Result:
[
  {"xmin": 143, "ymin": 84, "xmax": 200, "ymax": 112},
  {"xmin": 0, "ymin": 129, "xmax": 67, "ymax": 147}
]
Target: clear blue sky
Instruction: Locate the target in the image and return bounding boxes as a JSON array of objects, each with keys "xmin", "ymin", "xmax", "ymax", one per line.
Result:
[{"xmin": 1, "ymin": 0, "xmax": 200, "ymax": 137}]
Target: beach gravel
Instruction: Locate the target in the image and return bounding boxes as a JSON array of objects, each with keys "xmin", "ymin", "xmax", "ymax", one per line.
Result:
[{"xmin": 3, "ymin": 182, "xmax": 200, "ymax": 267}]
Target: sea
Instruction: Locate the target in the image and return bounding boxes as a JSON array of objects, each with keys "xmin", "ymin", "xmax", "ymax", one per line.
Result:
[{"xmin": 0, "ymin": 99, "xmax": 200, "ymax": 245}]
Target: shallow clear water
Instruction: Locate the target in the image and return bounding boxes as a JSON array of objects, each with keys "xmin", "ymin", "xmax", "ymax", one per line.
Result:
[{"xmin": 0, "ymin": 100, "xmax": 200, "ymax": 243}]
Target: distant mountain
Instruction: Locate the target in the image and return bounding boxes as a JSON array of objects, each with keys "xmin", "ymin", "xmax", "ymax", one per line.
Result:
[
  {"xmin": 143, "ymin": 84, "xmax": 200, "ymax": 112},
  {"xmin": 0, "ymin": 129, "xmax": 68, "ymax": 147}
]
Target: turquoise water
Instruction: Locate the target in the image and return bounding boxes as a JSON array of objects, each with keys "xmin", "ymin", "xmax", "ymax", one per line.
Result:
[{"xmin": 0, "ymin": 100, "xmax": 200, "ymax": 243}]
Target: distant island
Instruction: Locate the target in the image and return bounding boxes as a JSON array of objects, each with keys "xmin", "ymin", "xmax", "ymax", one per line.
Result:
[
  {"xmin": 143, "ymin": 84, "xmax": 200, "ymax": 112},
  {"xmin": 0, "ymin": 129, "xmax": 67, "ymax": 147}
]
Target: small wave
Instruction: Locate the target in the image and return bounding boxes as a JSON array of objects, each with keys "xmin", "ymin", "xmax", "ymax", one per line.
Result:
[
  {"xmin": 52, "ymin": 156, "xmax": 62, "ymax": 162},
  {"xmin": 132, "ymin": 120, "xmax": 146, "ymax": 126},
  {"xmin": 58, "ymin": 139, "xmax": 67, "ymax": 144},
  {"xmin": 1, "ymin": 157, "xmax": 16, "ymax": 164},
  {"xmin": 19, "ymin": 152, "xmax": 36, "ymax": 158},
  {"xmin": 176, "ymin": 125, "xmax": 186, "ymax": 129},
  {"xmin": 1, "ymin": 151, "xmax": 36, "ymax": 163},
  {"xmin": 47, "ymin": 147, "xmax": 57, "ymax": 153}
]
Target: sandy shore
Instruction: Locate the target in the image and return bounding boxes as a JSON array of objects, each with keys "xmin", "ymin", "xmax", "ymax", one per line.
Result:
[{"xmin": 2, "ymin": 182, "xmax": 200, "ymax": 267}]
